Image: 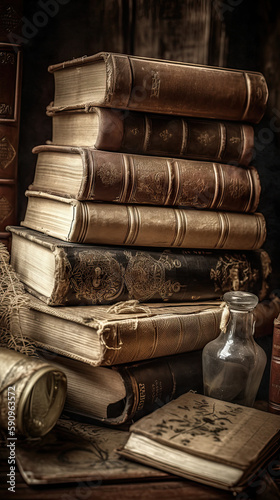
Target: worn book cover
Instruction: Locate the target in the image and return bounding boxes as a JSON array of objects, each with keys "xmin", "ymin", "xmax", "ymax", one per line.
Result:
[
  {"xmin": 47, "ymin": 52, "xmax": 268, "ymax": 123},
  {"xmin": 120, "ymin": 392, "xmax": 280, "ymax": 491},
  {"xmin": 48, "ymin": 108, "xmax": 255, "ymax": 167},
  {"xmin": 8, "ymin": 226, "xmax": 271, "ymax": 305},
  {"xmin": 37, "ymin": 349, "xmax": 204, "ymax": 425},
  {"xmin": 269, "ymin": 313, "xmax": 280, "ymax": 414},
  {"xmin": 21, "ymin": 191, "xmax": 267, "ymax": 249},
  {"xmin": 29, "ymin": 145, "xmax": 260, "ymax": 212},
  {"xmin": 16, "ymin": 294, "xmax": 224, "ymax": 366},
  {"xmin": 16, "ymin": 418, "xmax": 167, "ymax": 485}
]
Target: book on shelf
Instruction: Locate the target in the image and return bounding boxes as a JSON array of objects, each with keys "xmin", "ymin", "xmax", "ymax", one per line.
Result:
[
  {"xmin": 20, "ymin": 191, "xmax": 267, "ymax": 249},
  {"xmin": 47, "ymin": 52, "xmax": 268, "ymax": 123},
  {"xmin": 7, "ymin": 226, "xmax": 271, "ymax": 306},
  {"xmin": 37, "ymin": 349, "xmax": 204, "ymax": 425},
  {"xmin": 0, "ymin": 2, "xmax": 23, "ymax": 43},
  {"xmin": 119, "ymin": 391, "xmax": 280, "ymax": 492},
  {"xmin": 269, "ymin": 313, "xmax": 280, "ymax": 414},
  {"xmin": 29, "ymin": 145, "xmax": 261, "ymax": 213},
  {"xmin": 15, "ymin": 293, "xmax": 280, "ymax": 368},
  {"xmin": 47, "ymin": 107, "xmax": 254, "ymax": 167},
  {"xmin": 0, "ymin": 42, "xmax": 22, "ymax": 249}
]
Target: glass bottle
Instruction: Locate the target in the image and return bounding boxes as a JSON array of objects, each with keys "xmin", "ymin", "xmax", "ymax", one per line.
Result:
[{"xmin": 202, "ymin": 291, "xmax": 267, "ymax": 407}]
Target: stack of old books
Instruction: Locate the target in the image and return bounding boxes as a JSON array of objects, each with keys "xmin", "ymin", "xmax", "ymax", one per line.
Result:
[{"xmin": 8, "ymin": 52, "xmax": 274, "ymax": 426}]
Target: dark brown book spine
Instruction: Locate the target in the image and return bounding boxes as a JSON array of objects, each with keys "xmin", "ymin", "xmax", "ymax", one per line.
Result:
[
  {"xmin": 111, "ymin": 351, "xmax": 203, "ymax": 424},
  {"xmin": 95, "ymin": 109, "xmax": 254, "ymax": 167},
  {"xmin": 48, "ymin": 52, "xmax": 268, "ymax": 123},
  {"xmin": 269, "ymin": 316, "xmax": 280, "ymax": 414},
  {"xmin": 50, "ymin": 108, "xmax": 255, "ymax": 167},
  {"xmin": 0, "ymin": 2, "xmax": 22, "ymax": 43},
  {"xmin": 31, "ymin": 145, "xmax": 261, "ymax": 213},
  {"xmin": 0, "ymin": 43, "xmax": 21, "ymax": 249},
  {"xmin": 8, "ymin": 227, "xmax": 271, "ymax": 305}
]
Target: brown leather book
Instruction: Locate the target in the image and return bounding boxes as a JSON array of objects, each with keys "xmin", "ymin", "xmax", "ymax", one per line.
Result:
[
  {"xmin": 21, "ymin": 190, "xmax": 267, "ymax": 249},
  {"xmin": 0, "ymin": 42, "xmax": 22, "ymax": 250},
  {"xmin": 29, "ymin": 145, "xmax": 261, "ymax": 213},
  {"xmin": 8, "ymin": 226, "xmax": 271, "ymax": 305},
  {"xmin": 47, "ymin": 52, "xmax": 268, "ymax": 123},
  {"xmin": 269, "ymin": 314, "xmax": 280, "ymax": 414},
  {"xmin": 38, "ymin": 349, "xmax": 204, "ymax": 425},
  {"xmin": 0, "ymin": 1, "xmax": 22, "ymax": 43},
  {"xmin": 48, "ymin": 108, "xmax": 254, "ymax": 166}
]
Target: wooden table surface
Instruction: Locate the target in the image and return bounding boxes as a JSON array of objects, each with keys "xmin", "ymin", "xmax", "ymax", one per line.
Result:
[{"xmin": 1, "ymin": 445, "xmax": 280, "ymax": 500}]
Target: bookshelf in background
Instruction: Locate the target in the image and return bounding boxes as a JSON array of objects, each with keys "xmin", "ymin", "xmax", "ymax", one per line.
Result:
[{"xmin": 0, "ymin": 42, "xmax": 22, "ymax": 251}]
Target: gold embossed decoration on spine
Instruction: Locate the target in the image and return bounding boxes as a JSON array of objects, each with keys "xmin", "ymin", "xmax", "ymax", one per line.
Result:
[
  {"xmin": 0, "ymin": 348, "xmax": 67, "ymax": 437},
  {"xmin": 29, "ymin": 146, "xmax": 261, "ymax": 212}
]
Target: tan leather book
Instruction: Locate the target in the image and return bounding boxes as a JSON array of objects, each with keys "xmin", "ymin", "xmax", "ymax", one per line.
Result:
[
  {"xmin": 7, "ymin": 226, "xmax": 271, "ymax": 306},
  {"xmin": 16, "ymin": 293, "xmax": 224, "ymax": 366},
  {"xmin": 120, "ymin": 392, "xmax": 280, "ymax": 491},
  {"xmin": 29, "ymin": 145, "xmax": 260, "ymax": 213},
  {"xmin": 47, "ymin": 108, "xmax": 254, "ymax": 166},
  {"xmin": 269, "ymin": 314, "xmax": 280, "ymax": 414},
  {"xmin": 15, "ymin": 293, "xmax": 279, "ymax": 367},
  {"xmin": 0, "ymin": 43, "xmax": 22, "ymax": 250},
  {"xmin": 37, "ymin": 349, "xmax": 204, "ymax": 425},
  {"xmin": 47, "ymin": 52, "xmax": 268, "ymax": 123},
  {"xmin": 21, "ymin": 190, "xmax": 267, "ymax": 249}
]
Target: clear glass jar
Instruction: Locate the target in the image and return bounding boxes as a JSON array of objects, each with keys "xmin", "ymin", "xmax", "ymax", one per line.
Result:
[{"xmin": 202, "ymin": 291, "xmax": 267, "ymax": 407}]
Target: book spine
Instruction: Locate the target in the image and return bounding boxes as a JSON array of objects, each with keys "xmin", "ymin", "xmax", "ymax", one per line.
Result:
[
  {"xmin": 67, "ymin": 202, "xmax": 266, "ymax": 249},
  {"xmin": 0, "ymin": 44, "xmax": 22, "ymax": 250},
  {"xmin": 269, "ymin": 317, "xmax": 280, "ymax": 414},
  {"xmin": 106, "ymin": 53, "xmax": 268, "ymax": 123},
  {"xmin": 102, "ymin": 307, "xmax": 223, "ymax": 365},
  {"xmin": 116, "ymin": 351, "xmax": 203, "ymax": 424},
  {"xmin": 0, "ymin": 3, "xmax": 22, "ymax": 43},
  {"xmin": 95, "ymin": 109, "xmax": 254, "ymax": 167},
  {"xmin": 103, "ymin": 297, "xmax": 280, "ymax": 365},
  {"xmin": 89, "ymin": 151, "xmax": 260, "ymax": 212},
  {"xmin": 30, "ymin": 146, "xmax": 260, "ymax": 212},
  {"xmin": 24, "ymin": 242, "xmax": 269, "ymax": 305}
]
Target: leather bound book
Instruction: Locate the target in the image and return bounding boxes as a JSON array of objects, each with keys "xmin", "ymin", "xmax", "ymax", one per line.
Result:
[
  {"xmin": 16, "ymin": 293, "xmax": 280, "ymax": 367},
  {"xmin": 16, "ymin": 294, "xmax": 224, "ymax": 366},
  {"xmin": 269, "ymin": 314, "xmax": 280, "ymax": 414},
  {"xmin": 29, "ymin": 145, "xmax": 261, "ymax": 213},
  {"xmin": 0, "ymin": 1, "xmax": 22, "ymax": 43},
  {"xmin": 120, "ymin": 392, "xmax": 280, "ymax": 491},
  {"xmin": 47, "ymin": 52, "xmax": 268, "ymax": 123},
  {"xmin": 48, "ymin": 108, "xmax": 254, "ymax": 167},
  {"xmin": 21, "ymin": 190, "xmax": 267, "ymax": 249},
  {"xmin": 38, "ymin": 349, "xmax": 204, "ymax": 425},
  {"xmin": 8, "ymin": 226, "xmax": 271, "ymax": 306},
  {"xmin": 0, "ymin": 42, "xmax": 22, "ymax": 249}
]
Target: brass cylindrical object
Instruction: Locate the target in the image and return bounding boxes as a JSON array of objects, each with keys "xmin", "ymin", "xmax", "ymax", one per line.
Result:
[{"xmin": 0, "ymin": 348, "xmax": 67, "ymax": 437}]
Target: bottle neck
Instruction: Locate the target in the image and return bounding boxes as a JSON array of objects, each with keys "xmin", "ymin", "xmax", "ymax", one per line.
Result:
[{"xmin": 226, "ymin": 308, "xmax": 255, "ymax": 339}]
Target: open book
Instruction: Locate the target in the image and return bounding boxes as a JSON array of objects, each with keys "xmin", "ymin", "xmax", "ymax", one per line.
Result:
[{"xmin": 120, "ymin": 392, "xmax": 280, "ymax": 491}]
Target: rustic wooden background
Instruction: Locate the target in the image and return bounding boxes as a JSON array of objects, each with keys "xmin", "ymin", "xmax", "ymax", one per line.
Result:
[{"xmin": 9, "ymin": 0, "xmax": 280, "ymax": 291}]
